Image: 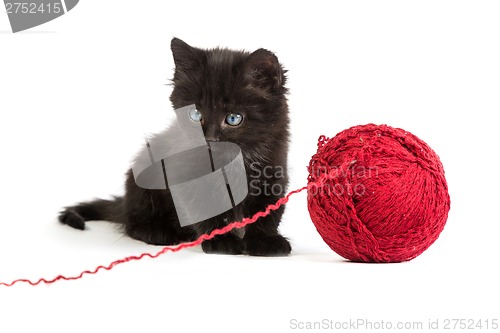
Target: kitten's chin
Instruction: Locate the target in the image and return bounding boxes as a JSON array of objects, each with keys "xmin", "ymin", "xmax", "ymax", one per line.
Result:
[{"xmin": 206, "ymin": 138, "xmax": 244, "ymax": 147}]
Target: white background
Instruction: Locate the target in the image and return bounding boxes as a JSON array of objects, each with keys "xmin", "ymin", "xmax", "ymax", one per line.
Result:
[{"xmin": 1, "ymin": 1, "xmax": 499, "ymax": 332}]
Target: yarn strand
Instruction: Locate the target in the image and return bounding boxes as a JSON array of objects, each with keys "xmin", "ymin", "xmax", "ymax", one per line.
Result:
[
  {"xmin": 0, "ymin": 124, "xmax": 450, "ymax": 284},
  {"xmin": 0, "ymin": 186, "xmax": 307, "ymax": 287}
]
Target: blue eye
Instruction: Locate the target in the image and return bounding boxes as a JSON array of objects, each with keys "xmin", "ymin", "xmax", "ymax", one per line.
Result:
[
  {"xmin": 189, "ymin": 108, "xmax": 202, "ymax": 122},
  {"xmin": 225, "ymin": 113, "xmax": 243, "ymax": 126}
]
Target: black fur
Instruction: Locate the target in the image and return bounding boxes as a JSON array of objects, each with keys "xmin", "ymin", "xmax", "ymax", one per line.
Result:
[{"xmin": 59, "ymin": 38, "xmax": 291, "ymax": 256}]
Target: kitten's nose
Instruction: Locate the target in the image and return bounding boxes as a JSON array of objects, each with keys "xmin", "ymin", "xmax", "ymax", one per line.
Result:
[{"xmin": 204, "ymin": 126, "xmax": 220, "ymax": 142}]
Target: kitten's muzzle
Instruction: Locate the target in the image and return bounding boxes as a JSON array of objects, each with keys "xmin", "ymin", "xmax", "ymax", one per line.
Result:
[{"xmin": 206, "ymin": 138, "xmax": 220, "ymax": 143}]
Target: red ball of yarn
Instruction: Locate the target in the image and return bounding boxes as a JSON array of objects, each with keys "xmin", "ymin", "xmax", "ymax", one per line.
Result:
[{"xmin": 307, "ymin": 124, "xmax": 450, "ymax": 263}]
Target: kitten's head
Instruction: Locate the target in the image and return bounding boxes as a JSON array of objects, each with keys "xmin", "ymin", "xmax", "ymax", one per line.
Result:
[{"xmin": 169, "ymin": 38, "xmax": 289, "ymax": 165}]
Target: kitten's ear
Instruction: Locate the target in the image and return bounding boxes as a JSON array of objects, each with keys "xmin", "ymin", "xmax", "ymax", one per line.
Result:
[
  {"xmin": 244, "ymin": 49, "xmax": 286, "ymax": 92},
  {"xmin": 171, "ymin": 37, "xmax": 203, "ymax": 72}
]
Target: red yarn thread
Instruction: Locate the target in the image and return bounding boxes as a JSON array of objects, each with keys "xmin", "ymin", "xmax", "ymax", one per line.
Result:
[
  {"xmin": 0, "ymin": 124, "xmax": 451, "ymax": 286},
  {"xmin": 0, "ymin": 187, "xmax": 307, "ymax": 287},
  {"xmin": 307, "ymin": 124, "xmax": 450, "ymax": 263}
]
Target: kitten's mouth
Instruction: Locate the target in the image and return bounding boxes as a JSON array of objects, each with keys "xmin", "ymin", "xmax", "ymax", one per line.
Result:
[{"xmin": 206, "ymin": 138, "xmax": 240, "ymax": 145}]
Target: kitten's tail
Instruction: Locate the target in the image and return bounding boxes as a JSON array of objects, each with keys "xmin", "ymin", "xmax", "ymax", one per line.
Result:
[{"xmin": 58, "ymin": 197, "xmax": 125, "ymax": 230}]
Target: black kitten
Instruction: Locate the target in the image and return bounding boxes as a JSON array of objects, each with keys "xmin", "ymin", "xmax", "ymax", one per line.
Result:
[{"xmin": 59, "ymin": 38, "xmax": 291, "ymax": 256}]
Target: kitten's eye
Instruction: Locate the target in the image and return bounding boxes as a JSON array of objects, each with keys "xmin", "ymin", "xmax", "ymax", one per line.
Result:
[
  {"xmin": 189, "ymin": 108, "xmax": 202, "ymax": 122},
  {"xmin": 225, "ymin": 113, "xmax": 243, "ymax": 126}
]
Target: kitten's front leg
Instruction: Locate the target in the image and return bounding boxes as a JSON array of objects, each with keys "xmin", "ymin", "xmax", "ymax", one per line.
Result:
[
  {"xmin": 242, "ymin": 202, "xmax": 291, "ymax": 257},
  {"xmin": 201, "ymin": 233, "xmax": 243, "ymax": 255},
  {"xmin": 197, "ymin": 214, "xmax": 244, "ymax": 255}
]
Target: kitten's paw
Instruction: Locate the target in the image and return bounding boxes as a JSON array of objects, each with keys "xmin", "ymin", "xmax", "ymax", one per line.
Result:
[
  {"xmin": 243, "ymin": 234, "xmax": 291, "ymax": 257},
  {"xmin": 59, "ymin": 209, "xmax": 85, "ymax": 230},
  {"xmin": 126, "ymin": 225, "xmax": 181, "ymax": 246},
  {"xmin": 202, "ymin": 234, "xmax": 243, "ymax": 255}
]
